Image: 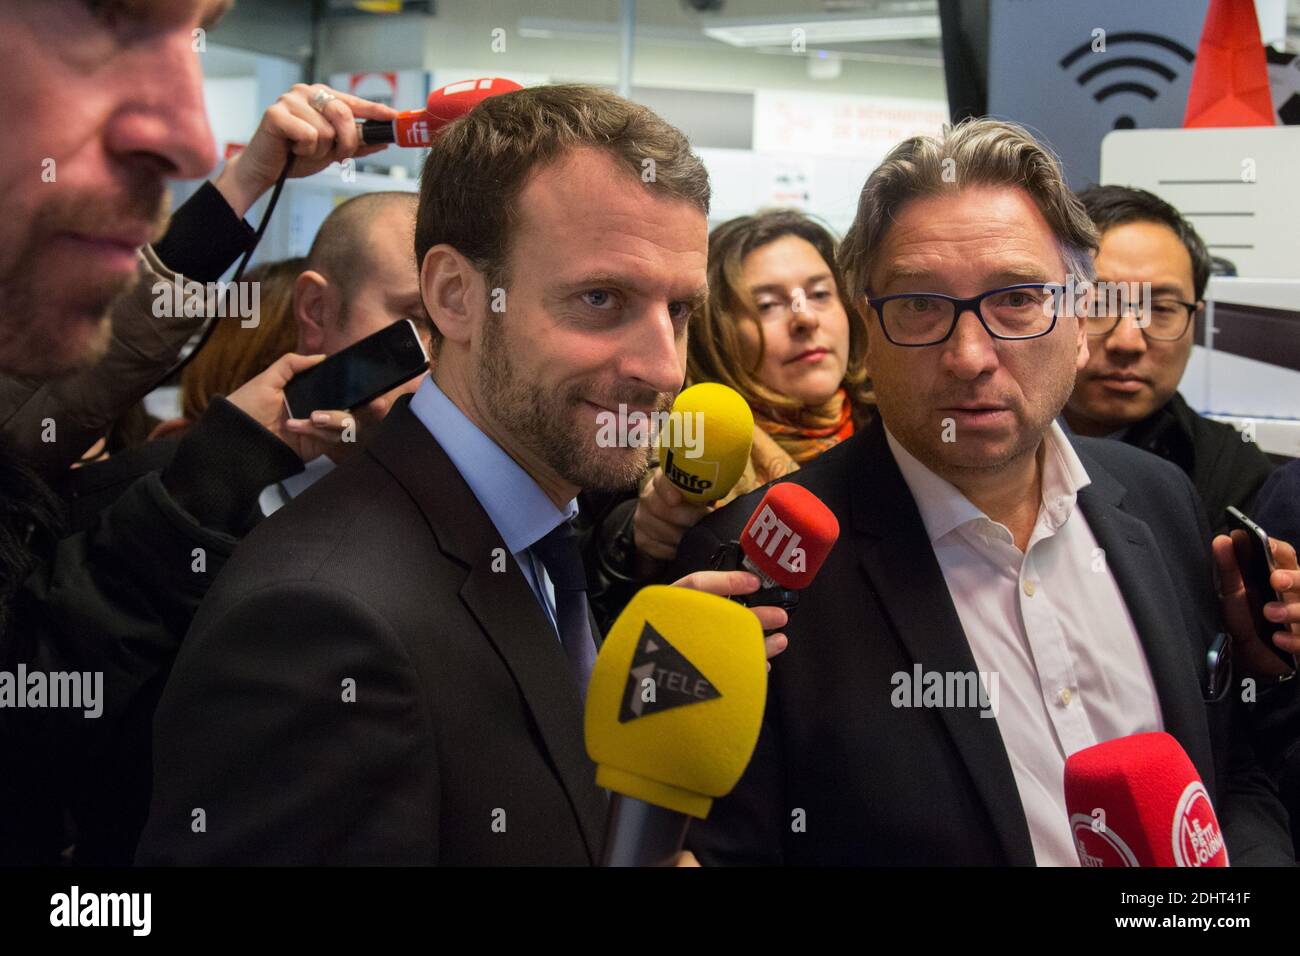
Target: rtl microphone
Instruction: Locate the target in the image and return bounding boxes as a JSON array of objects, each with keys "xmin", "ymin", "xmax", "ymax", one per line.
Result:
[
  {"xmin": 712, "ymin": 482, "xmax": 840, "ymax": 615},
  {"xmin": 584, "ymin": 585, "xmax": 767, "ymax": 866},
  {"xmin": 1064, "ymin": 731, "xmax": 1229, "ymax": 867},
  {"xmin": 357, "ymin": 77, "xmax": 524, "ymax": 147},
  {"xmin": 656, "ymin": 382, "xmax": 754, "ymax": 504}
]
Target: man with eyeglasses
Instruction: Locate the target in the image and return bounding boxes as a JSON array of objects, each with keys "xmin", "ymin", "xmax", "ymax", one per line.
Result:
[
  {"xmin": 669, "ymin": 119, "xmax": 1297, "ymax": 865},
  {"xmin": 1063, "ymin": 186, "xmax": 1274, "ymax": 535}
]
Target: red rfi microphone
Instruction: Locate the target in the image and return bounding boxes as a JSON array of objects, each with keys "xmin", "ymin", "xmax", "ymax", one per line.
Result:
[
  {"xmin": 713, "ymin": 483, "xmax": 839, "ymax": 615},
  {"xmin": 1064, "ymin": 732, "xmax": 1229, "ymax": 867},
  {"xmin": 357, "ymin": 77, "xmax": 524, "ymax": 147}
]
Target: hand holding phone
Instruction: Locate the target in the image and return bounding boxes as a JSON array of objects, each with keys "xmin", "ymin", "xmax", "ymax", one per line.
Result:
[
  {"xmin": 228, "ymin": 353, "xmax": 357, "ymax": 463},
  {"xmin": 1217, "ymin": 507, "xmax": 1297, "ymax": 680},
  {"xmin": 283, "ymin": 318, "xmax": 429, "ymax": 420}
]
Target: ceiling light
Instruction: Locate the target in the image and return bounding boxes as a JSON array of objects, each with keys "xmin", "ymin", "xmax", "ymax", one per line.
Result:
[{"xmin": 703, "ymin": 14, "xmax": 940, "ymax": 47}]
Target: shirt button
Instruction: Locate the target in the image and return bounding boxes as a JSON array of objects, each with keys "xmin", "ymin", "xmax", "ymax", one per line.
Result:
[
  {"xmin": 1059, "ymin": 688, "xmax": 1072, "ymax": 706},
  {"xmin": 1023, "ymin": 580, "xmax": 1037, "ymax": 597}
]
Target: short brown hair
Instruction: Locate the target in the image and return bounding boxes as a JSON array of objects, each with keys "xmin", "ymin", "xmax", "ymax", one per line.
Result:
[
  {"xmin": 688, "ymin": 209, "xmax": 872, "ymax": 418},
  {"xmin": 839, "ymin": 118, "xmax": 1098, "ymax": 307},
  {"xmin": 414, "ymin": 84, "xmax": 710, "ymax": 301}
]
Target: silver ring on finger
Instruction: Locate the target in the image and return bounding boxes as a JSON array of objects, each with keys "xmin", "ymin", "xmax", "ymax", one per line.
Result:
[{"xmin": 309, "ymin": 89, "xmax": 337, "ymax": 113}]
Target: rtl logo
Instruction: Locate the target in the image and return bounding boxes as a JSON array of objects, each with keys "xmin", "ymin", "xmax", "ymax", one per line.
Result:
[{"xmin": 746, "ymin": 505, "xmax": 807, "ymax": 573}]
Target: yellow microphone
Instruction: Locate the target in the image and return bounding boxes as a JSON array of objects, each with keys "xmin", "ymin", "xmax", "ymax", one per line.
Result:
[
  {"xmin": 584, "ymin": 585, "xmax": 767, "ymax": 866},
  {"xmin": 656, "ymin": 383, "xmax": 754, "ymax": 504}
]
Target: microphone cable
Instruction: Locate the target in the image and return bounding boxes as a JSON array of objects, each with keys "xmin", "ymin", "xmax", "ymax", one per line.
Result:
[{"xmin": 147, "ymin": 153, "xmax": 295, "ymax": 390}]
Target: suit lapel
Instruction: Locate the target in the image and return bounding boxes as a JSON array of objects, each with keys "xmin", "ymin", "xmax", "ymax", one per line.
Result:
[
  {"xmin": 366, "ymin": 398, "xmax": 608, "ymax": 862},
  {"xmin": 1073, "ymin": 446, "xmax": 1216, "ymax": 781},
  {"xmin": 850, "ymin": 422, "xmax": 1035, "ymax": 864}
]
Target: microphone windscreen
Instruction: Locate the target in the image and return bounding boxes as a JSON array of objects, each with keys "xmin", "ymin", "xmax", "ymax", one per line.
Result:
[
  {"xmin": 584, "ymin": 585, "xmax": 767, "ymax": 818},
  {"xmin": 423, "ymin": 76, "xmax": 524, "ymax": 124},
  {"xmin": 1064, "ymin": 732, "xmax": 1228, "ymax": 867},
  {"xmin": 656, "ymin": 383, "xmax": 753, "ymax": 504},
  {"xmin": 739, "ymin": 482, "xmax": 840, "ymax": 590}
]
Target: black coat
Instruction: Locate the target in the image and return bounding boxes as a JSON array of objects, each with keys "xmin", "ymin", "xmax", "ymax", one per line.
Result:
[
  {"xmin": 1120, "ymin": 391, "xmax": 1275, "ymax": 535},
  {"xmin": 0, "ymin": 398, "xmax": 300, "ymax": 864},
  {"xmin": 672, "ymin": 418, "xmax": 1293, "ymax": 865},
  {"xmin": 137, "ymin": 396, "xmax": 610, "ymax": 865}
]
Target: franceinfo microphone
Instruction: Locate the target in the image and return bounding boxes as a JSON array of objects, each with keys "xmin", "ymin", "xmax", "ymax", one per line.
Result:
[
  {"xmin": 356, "ymin": 77, "xmax": 523, "ymax": 147},
  {"xmin": 657, "ymin": 382, "xmax": 754, "ymax": 504},
  {"xmin": 1064, "ymin": 732, "xmax": 1229, "ymax": 867},
  {"xmin": 713, "ymin": 482, "xmax": 840, "ymax": 615},
  {"xmin": 585, "ymin": 585, "xmax": 767, "ymax": 866}
]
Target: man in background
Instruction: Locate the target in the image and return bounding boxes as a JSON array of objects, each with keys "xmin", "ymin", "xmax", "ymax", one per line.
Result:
[{"xmin": 1063, "ymin": 185, "xmax": 1274, "ymax": 533}]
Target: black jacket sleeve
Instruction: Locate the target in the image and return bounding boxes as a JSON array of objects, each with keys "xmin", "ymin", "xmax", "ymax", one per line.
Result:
[{"xmin": 0, "ymin": 398, "xmax": 302, "ymax": 863}]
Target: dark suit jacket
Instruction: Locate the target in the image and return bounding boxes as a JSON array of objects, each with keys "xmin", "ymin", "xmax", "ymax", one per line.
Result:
[
  {"xmin": 672, "ymin": 418, "xmax": 1293, "ymax": 865},
  {"xmin": 136, "ymin": 396, "xmax": 609, "ymax": 864},
  {"xmin": 1120, "ymin": 390, "xmax": 1275, "ymax": 536}
]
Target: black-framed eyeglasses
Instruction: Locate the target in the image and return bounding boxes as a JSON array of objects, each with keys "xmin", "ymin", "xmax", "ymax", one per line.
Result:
[
  {"xmin": 1085, "ymin": 298, "xmax": 1197, "ymax": 342},
  {"xmin": 866, "ymin": 283, "xmax": 1059, "ymax": 348}
]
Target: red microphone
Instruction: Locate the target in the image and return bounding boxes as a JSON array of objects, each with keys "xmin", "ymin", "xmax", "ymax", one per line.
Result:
[
  {"xmin": 713, "ymin": 483, "xmax": 840, "ymax": 615},
  {"xmin": 357, "ymin": 77, "xmax": 524, "ymax": 147},
  {"xmin": 1064, "ymin": 732, "xmax": 1229, "ymax": 867}
]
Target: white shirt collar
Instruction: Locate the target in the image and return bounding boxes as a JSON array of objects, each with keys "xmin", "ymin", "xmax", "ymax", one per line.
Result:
[{"xmin": 884, "ymin": 420, "xmax": 1092, "ymax": 545}]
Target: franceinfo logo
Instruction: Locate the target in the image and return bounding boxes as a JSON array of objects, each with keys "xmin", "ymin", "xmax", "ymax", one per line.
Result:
[{"xmin": 594, "ymin": 405, "xmax": 704, "ymax": 459}]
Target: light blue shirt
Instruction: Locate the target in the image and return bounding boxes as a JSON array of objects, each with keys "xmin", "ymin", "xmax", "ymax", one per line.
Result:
[{"xmin": 409, "ymin": 376, "xmax": 577, "ymax": 635}]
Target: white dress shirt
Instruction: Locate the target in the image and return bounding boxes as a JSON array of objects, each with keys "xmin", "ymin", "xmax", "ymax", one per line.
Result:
[{"xmin": 885, "ymin": 422, "xmax": 1164, "ymax": 866}]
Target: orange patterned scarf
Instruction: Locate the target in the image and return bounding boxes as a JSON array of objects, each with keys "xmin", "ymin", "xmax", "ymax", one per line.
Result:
[
  {"xmin": 719, "ymin": 388, "xmax": 856, "ymax": 506},
  {"xmin": 754, "ymin": 387, "xmax": 855, "ymax": 463}
]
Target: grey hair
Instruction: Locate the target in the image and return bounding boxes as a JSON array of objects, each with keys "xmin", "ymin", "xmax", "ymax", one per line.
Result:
[{"xmin": 838, "ymin": 118, "xmax": 1098, "ymax": 303}]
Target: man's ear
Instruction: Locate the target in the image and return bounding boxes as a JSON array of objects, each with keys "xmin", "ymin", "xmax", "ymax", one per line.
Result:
[
  {"xmin": 420, "ymin": 244, "xmax": 485, "ymax": 346},
  {"xmin": 293, "ymin": 270, "xmax": 332, "ymax": 353},
  {"xmin": 1074, "ymin": 284, "xmax": 1093, "ymax": 371}
]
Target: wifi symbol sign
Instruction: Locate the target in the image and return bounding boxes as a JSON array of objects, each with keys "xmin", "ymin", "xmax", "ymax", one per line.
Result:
[{"xmin": 1059, "ymin": 31, "xmax": 1196, "ymax": 130}]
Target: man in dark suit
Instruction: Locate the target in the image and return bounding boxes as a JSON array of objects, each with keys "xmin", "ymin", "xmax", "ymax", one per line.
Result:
[
  {"xmin": 673, "ymin": 118, "xmax": 1297, "ymax": 865},
  {"xmin": 136, "ymin": 85, "xmax": 785, "ymax": 865}
]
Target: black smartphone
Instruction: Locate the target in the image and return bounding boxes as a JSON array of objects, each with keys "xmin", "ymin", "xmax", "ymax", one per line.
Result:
[
  {"xmin": 1225, "ymin": 506, "xmax": 1294, "ymax": 670},
  {"xmin": 283, "ymin": 318, "xmax": 429, "ymax": 419}
]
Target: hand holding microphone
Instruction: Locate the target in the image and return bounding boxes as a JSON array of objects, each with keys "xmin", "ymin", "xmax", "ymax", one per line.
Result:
[
  {"xmin": 712, "ymin": 482, "xmax": 840, "ymax": 617},
  {"xmin": 356, "ymin": 77, "xmax": 524, "ymax": 147},
  {"xmin": 585, "ymin": 585, "xmax": 768, "ymax": 866},
  {"xmin": 213, "ymin": 78, "xmax": 525, "ymax": 219},
  {"xmin": 214, "ymin": 83, "xmax": 399, "ymax": 218},
  {"xmin": 628, "ymin": 383, "xmax": 755, "ymax": 576}
]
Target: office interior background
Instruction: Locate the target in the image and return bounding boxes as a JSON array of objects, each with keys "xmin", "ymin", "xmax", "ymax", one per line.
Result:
[{"xmin": 184, "ymin": 0, "xmax": 1300, "ymax": 458}]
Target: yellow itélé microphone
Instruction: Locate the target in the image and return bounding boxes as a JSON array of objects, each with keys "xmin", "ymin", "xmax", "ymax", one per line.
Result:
[{"xmin": 584, "ymin": 585, "xmax": 767, "ymax": 866}]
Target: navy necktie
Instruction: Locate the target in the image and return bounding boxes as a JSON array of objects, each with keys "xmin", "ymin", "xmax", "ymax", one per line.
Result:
[{"xmin": 531, "ymin": 519, "xmax": 599, "ymax": 700}]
